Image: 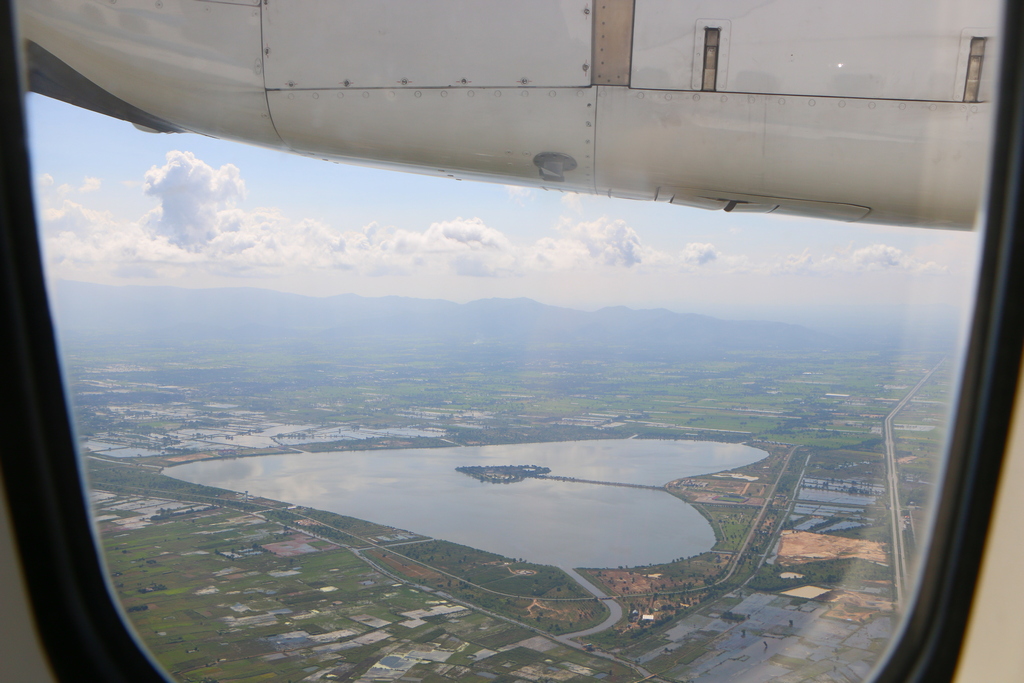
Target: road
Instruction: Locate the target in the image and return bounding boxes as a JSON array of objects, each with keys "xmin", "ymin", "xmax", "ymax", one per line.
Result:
[
  {"xmin": 557, "ymin": 567, "xmax": 623, "ymax": 640},
  {"xmin": 553, "ymin": 569, "xmax": 659, "ymax": 682},
  {"xmin": 353, "ymin": 547, "xmax": 658, "ymax": 679},
  {"xmin": 883, "ymin": 359, "xmax": 943, "ymax": 607},
  {"xmin": 717, "ymin": 444, "xmax": 800, "ymax": 585},
  {"xmin": 577, "ymin": 443, "xmax": 802, "ymax": 600},
  {"xmin": 743, "ymin": 448, "xmax": 813, "ymax": 585},
  {"xmin": 533, "ymin": 475, "xmax": 664, "ymax": 491}
]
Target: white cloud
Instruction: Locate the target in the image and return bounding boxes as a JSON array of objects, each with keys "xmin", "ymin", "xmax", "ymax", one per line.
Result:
[
  {"xmin": 768, "ymin": 244, "xmax": 946, "ymax": 275},
  {"xmin": 525, "ymin": 217, "xmax": 673, "ymax": 271},
  {"xmin": 79, "ymin": 177, "xmax": 101, "ymax": 193},
  {"xmin": 341, "ymin": 218, "xmax": 519, "ymax": 277},
  {"xmin": 680, "ymin": 242, "xmax": 719, "ymax": 266},
  {"xmin": 35, "ymin": 152, "xmax": 953, "ymax": 286},
  {"xmin": 561, "ymin": 218, "xmax": 647, "ymax": 267},
  {"xmin": 560, "ymin": 192, "xmax": 583, "ymax": 214},
  {"xmin": 847, "ymin": 243, "xmax": 945, "ymax": 273},
  {"xmin": 772, "ymin": 248, "xmax": 816, "ymax": 275},
  {"xmin": 39, "ymin": 152, "xmax": 674, "ymax": 280},
  {"xmin": 142, "ymin": 150, "xmax": 245, "ymax": 250},
  {"xmin": 504, "ymin": 185, "xmax": 534, "ymax": 206}
]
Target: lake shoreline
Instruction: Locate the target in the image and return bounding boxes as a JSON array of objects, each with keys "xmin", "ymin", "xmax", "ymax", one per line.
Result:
[
  {"xmin": 127, "ymin": 432, "xmax": 761, "ymax": 470},
  {"xmin": 167, "ymin": 439, "xmax": 767, "ymax": 569}
]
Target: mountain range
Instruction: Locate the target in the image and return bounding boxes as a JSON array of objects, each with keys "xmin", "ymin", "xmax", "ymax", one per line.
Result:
[{"xmin": 50, "ymin": 280, "xmax": 844, "ymax": 357}]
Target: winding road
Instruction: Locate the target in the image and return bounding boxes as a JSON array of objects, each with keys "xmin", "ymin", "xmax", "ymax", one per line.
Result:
[{"xmin": 557, "ymin": 567, "xmax": 623, "ymax": 640}]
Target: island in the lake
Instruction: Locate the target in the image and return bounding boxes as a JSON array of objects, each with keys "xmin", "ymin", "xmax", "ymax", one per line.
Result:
[{"xmin": 456, "ymin": 463, "xmax": 551, "ymax": 483}]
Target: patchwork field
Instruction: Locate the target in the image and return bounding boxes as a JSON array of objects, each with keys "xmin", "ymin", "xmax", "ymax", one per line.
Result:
[{"xmin": 94, "ymin": 489, "xmax": 638, "ymax": 683}]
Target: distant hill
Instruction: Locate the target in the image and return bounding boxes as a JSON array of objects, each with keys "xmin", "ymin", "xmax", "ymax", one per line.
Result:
[{"xmin": 50, "ymin": 280, "xmax": 840, "ymax": 357}]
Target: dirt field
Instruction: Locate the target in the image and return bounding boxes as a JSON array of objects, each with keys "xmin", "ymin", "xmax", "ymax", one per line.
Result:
[
  {"xmin": 524, "ymin": 599, "xmax": 603, "ymax": 625},
  {"xmin": 689, "ymin": 493, "xmax": 763, "ymax": 506},
  {"xmin": 776, "ymin": 530, "xmax": 887, "ymax": 565},
  {"xmin": 587, "ymin": 569, "xmax": 701, "ymax": 595},
  {"xmin": 370, "ymin": 550, "xmax": 443, "ymax": 581},
  {"xmin": 164, "ymin": 452, "xmax": 217, "ymax": 463},
  {"xmin": 826, "ymin": 590, "xmax": 894, "ymax": 621},
  {"xmin": 263, "ymin": 533, "xmax": 338, "ymax": 557}
]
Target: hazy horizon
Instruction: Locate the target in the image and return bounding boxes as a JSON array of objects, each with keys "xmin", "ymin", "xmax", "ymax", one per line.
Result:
[{"xmin": 50, "ymin": 279, "xmax": 966, "ymax": 353}]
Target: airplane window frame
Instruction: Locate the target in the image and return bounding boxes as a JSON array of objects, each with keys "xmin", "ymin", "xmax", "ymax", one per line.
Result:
[{"xmin": 1, "ymin": 1, "xmax": 1023, "ymax": 682}]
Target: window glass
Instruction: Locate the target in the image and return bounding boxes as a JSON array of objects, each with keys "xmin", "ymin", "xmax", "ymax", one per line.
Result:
[{"xmin": 20, "ymin": 1, "xmax": 997, "ymax": 681}]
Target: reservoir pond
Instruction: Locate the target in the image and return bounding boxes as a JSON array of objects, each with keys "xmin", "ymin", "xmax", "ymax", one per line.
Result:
[{"xmin": 169, "ymin": 439, "xmax": 766, "ymax": 569}]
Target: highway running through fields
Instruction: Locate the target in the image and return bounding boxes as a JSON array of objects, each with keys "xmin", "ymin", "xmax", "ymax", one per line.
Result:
[{"xmin": 884, "ymin": 359, "xmax": 944, "ymax": 607}]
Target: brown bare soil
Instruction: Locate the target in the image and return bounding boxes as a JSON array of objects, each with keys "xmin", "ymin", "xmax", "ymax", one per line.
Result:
[
  {"xmin": 369, "ymin": 551, "xmax": 443, "ymax": 581},
  {"xmin": 690, "ymin": 493, "xmax": 763, "ymax": 506},
  {"xmin": 587, "ymin": 569, "xmax": 693, "ymax": 595},
  {"xmin": 525, "ymin": 599, "xmax": 558, "ymax": 616},
  {"xmin": 592, "ymin": 570, "xmax": 659, "ymax": 594},
  {"xmin": 826, "ymin": 590, "xmax": 893, "ymax": 621},
  {"xmin": 777, "ymin": 530, "xmax": 887, "ymax": 565},
  {"xmin": 263, "ymin": 533, "xmax": 339, "ymax": 557},
  {"xmin": 164, "ymin": 452, "xmax": 217, "ymax": 463},
  {"xmin": 707, "ymin": 480, "xmax": 748, "ymax": 494},
  {"xmin": 523, "ymin": 599, "xmax": 600, "ymax": 625}
]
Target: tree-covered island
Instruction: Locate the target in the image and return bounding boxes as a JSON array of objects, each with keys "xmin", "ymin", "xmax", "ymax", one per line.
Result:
[{"xmin": 456, "ymin": 464, "xmax": 552, "ymax": 483}]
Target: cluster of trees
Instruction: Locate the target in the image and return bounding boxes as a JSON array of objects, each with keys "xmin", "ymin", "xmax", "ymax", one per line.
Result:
[
  {"xmin": 303, "ymin": 435, "xmax": 450, "ymax": 453},
  {"xmin": 264, "ymin": 506, "xmax": 387, "ymax": 539},
  {"xmin": 150, "ymin": 505, "xmax": 214, "ymax": 521},
  {"xmin": 137, "ymin": 583, "xmax": 167, "ymax": 593},
  {"xmin": 455, "ymin": 464, "xmax": 551, "ymax": 483},
  {"xmin": 214, "ymin": 542, "xmax": 265, "ymax": 558}
]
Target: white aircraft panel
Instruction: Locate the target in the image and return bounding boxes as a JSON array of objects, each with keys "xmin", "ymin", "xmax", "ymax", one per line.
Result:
[
  {"xmin": 268, "ymin": 87, "xmax": 596, "ymax": 191},
  {"xmin": 262, "ymin": 0, "xmax": 592, "ymax": 90},
  {"xmin": 594, "ymin": 87, "xmax": 989, "ymax": 228},
  {"xmin": 19, "ymin": 0, "xmax": 279, "ymax": 144},
  {"xmin": 196, "ymin": 0, "xmax": 259, "ymax": 5},
  {"xmin": 667, "ymin": 189, "xmax": 869, "ymax": 222},
  {"xmin": 631, "ymin": 0, "xmax": 1000, "ymax": 101}
]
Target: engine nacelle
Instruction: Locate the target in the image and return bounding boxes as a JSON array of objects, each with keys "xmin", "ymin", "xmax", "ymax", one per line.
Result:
[{"xmin": 19, "ymin": 0, "xmax": 998, "ymax": 228}]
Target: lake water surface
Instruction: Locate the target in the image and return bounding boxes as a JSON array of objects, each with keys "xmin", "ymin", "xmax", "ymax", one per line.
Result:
[{"xmin": 169, "ymin": 439, "xmax": 766, "ymax": 569}]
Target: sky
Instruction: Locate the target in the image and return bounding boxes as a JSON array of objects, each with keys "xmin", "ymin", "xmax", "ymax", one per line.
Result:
[{"xmin": 24, "ymin": 94, "xmax": 984, "ymax": 324}]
